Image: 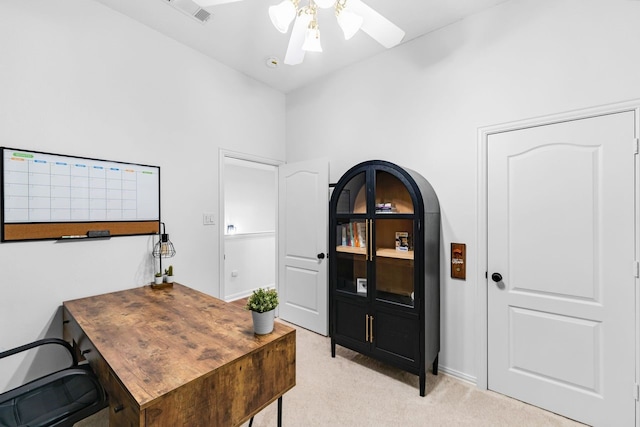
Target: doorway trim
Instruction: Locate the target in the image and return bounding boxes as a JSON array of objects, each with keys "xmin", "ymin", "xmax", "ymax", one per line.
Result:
[
  {"xmin": 218, "ymin": 149, "xmax": 283, "ymax": 301},
  {"xmin": 476, "ymin": 100, "xmax": 640, "ymax": 423}
]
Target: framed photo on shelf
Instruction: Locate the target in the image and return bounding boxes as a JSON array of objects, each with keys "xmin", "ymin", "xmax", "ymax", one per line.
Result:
[
  {"xmin": 395, "ymin": 231, "xmax": 410, "ymax": 251},
  {"xmin": 356, "ymin": 278, "xmax": 367, "ymax": 294}
]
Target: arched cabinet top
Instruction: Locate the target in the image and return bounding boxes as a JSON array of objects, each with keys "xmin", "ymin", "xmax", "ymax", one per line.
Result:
[{"xmin": 330, "ymin": 160, "xmax": 439, "ymax": 217}]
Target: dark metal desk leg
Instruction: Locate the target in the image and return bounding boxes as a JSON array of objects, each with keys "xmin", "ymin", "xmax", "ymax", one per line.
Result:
[
  {"xmin": 278, "ymin": 396, "xmax": 283, "ymax": 427},
  {"xmin": 249, "ymin": 417, "xmax": 254, "ymax": 427}
]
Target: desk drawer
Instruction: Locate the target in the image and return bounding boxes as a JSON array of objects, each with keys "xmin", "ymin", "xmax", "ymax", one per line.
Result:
[
  {"xmin": 64, "ymin": 310, "xmax": 141, "ymax": 426},
  {"xmin": 107, "ymin": 370, "xmax": 142, "ymax": 427},
  {"xmin": 63, "ymin": 312, "xmax": 108, "ymax": 385}
]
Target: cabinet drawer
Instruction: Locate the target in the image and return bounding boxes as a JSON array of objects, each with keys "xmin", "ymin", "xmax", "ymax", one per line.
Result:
[{"xmin": 107, "ymin": 370, "xmax": 142, "ymax": 427}]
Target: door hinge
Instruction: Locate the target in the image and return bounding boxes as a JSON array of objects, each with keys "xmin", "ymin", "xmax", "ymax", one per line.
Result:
[
  {"xmin": 634, "ymin": 383, "xmax": 639, "ymax": 401},
  {"xmin": 634, "ymin": 138, "xmax": 639, "ymax": 155},
  {"xmin": 634, "ymin": 261, "xmax": 639, "ymax": 278}
]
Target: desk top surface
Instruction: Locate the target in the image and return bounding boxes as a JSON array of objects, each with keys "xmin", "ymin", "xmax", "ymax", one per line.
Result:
[{"xmin": 63, "ymin": 283, "xmax": 295, "ymax": 408}]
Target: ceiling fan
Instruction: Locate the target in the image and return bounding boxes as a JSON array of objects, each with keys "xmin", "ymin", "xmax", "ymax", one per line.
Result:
[
  {"xmin": 191, "ymin": 0, "xmax": 405, "ymax": 66},
  {"xmin": 269, "ymin": 0, "xmax": 405, "ymax": 65}
]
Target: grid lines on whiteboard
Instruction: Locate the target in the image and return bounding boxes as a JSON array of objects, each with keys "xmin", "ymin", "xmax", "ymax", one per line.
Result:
[{"xmin": 3, "ymin": 151, "xmax": 158, "ymax": 223}]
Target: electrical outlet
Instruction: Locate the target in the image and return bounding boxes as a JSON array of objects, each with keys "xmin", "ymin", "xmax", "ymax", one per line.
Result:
[{"xmin": 203, "ymin": 213, "xmax": 216, "ymax": 225}]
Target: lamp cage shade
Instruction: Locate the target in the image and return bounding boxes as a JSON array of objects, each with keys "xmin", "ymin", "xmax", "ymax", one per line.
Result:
[{"xmin": 153, "ymin": 233, "xmax": 176, "ymax": 258}]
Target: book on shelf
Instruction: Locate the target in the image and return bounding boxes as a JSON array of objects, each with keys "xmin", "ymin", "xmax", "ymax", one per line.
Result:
[
  {"xmin": 352, "ymin": 222, "xmax": 359, "ymax": 247},
  {"xmin": 395, "ymin": 231, "xmax": 410, "ymax": 251},
  {"xmin": 375, "ymin": 202, "xmax": 396, "ymax": 213},
  {"xmin": 356, "ymin": 222, "xmax": 366, "ymax": 248},
  {"xmin": 339, "ymin": 222, "xmax": 367, "ymax": 248}
]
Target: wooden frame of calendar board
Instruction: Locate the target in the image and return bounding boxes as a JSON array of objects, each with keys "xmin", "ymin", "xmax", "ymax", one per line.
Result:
[{"xmin": 1, "ymin": 147, "xmax": 160, "ymax": 242}]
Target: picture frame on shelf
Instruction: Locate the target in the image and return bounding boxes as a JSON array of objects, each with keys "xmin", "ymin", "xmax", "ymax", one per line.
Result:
[{"xmin": 356, "ymin": 278, "xmax": 367, "ymax": 294}]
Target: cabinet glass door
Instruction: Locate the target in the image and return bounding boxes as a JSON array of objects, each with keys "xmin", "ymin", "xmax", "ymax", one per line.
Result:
[
  {"xmin": 374, "ymin": 218, "xmax": 415, "ymax": 307},
  {"xmin": 373, "ymin": 170, "xmax": 416, "ymax": 307},
  {"xmin": 335, "ymin": 172, "xmax": 367, "ymax": 214},
  {"xmin": 334, "ymin": 171, "xmax": 368, "ymax": 296},
  {"xmin": 335, "ymin": 219, "xmax": 368, "ymax": 296},
  {"xmin": 374, "ymin": 170, "xmax": 413, "ymax": 214}
]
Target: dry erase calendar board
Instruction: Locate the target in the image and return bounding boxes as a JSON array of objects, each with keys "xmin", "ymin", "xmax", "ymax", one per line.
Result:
[{"xmin": 1, "ymin": 147, "xmax": 160, "ymax": 241}]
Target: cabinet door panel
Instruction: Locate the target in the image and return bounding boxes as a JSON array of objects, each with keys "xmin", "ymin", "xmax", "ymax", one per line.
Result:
[
  {"xmin": 335, "ymin": 171, "xmax": 367, "ymax": 214},
  {"xmin": 374, "ymin": 170, "xmax": 414, "ymax": 214},
  {"xmin": 372, "ymin": 311, "xmax": 418, "ymax": 364},
  {"xmin": 334, "ymin": 299, "xmax": 369, "ymax": 346},
  {"xmin": 374, "ymin": 218, "xmax": 416, "ymax": 308},
  {"xmin": 335, "ymin": 221, "xmax": 368, "ymax": 297}
]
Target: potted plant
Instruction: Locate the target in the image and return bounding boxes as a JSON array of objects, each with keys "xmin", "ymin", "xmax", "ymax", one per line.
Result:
[
  {"xmin": 245, "ymin": 288, "xmax": 279, "ymax": 335},
  {"xmin": 154, "ymin": 272, "xmax": 163, "ymax": 285},
  {"xmin": 164, "ymin": 265, "xmax": 174, "ymax": 284}
]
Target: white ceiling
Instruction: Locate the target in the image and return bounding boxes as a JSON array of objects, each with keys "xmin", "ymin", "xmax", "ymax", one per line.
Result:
[{"xmin": 92, "ymin": 0, "xmax": 508, "ymax": 93}]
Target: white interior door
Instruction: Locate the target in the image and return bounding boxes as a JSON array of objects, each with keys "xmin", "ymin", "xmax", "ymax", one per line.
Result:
[
  {"xmin": 278, "ymin": 158, "xmax": 329, "ymax": 335},
  {"xmin": 487, "ymin": 111, "xmax": 637, "ymax": 426}
]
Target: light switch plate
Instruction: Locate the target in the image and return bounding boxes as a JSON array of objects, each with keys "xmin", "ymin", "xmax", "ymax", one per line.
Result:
[{"xmin": 203, "ymin": 213, "xmax": 216, "ymax": 225}]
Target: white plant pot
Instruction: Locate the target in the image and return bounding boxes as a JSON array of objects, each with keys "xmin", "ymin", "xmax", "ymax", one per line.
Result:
[
  {"xmin": 251, "ymin": 309, "xmax": 275, "ymax": 335},
  {"xmin": 154, "ymin": 276, "xmax": 163, "ymax": 285},
  {"xmin": 166, "ymin": 275, "xmax": 174, "ymax": 284}
]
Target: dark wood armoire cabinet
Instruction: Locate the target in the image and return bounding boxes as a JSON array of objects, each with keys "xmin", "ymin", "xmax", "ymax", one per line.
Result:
[{"xmin": 329, "ymin": 160, "xmax": 440, "ymax": 396}]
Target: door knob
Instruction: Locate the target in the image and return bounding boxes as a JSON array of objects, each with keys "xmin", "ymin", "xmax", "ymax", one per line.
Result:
[
  {"xmin": 491, "ymin": 272, "xmax": 503, "ymax": 283},
  {"xmin": 317, "ymin": 253, "xmax": 325, "ymax": 259}
]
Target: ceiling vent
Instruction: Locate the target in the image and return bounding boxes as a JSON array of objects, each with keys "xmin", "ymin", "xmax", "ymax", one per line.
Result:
[{"xmin": 165, "ymin": 0, "xmax": 211, "ymax": 24}]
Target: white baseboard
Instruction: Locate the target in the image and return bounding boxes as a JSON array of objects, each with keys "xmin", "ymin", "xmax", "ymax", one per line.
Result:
[
  {"xmin": 438, "ymin": 365, "xmax": 477, "ymax": 386},
  {"xmin": 224, "ymin": 291, "xmax": 252, "ymax": 302}
]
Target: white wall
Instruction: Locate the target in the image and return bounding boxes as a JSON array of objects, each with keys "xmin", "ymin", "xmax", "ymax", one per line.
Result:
[
  {"xmin": 223, "ymin": 158, "xmax": 277, "ymax": 300},
  {"xmin": 285, "ymin": 0, "xmax": 640, "ymax": 382},
  {"xmin": 224, "ymin": 159, "xmax": 277, "ymax": 234},
  {"xmin": 224, "ymin": 234, "xmax": 276, "ymax": 301},
  {"xmin": 0, "ymin": 0, "xmax": 285, "ymax": 390}
]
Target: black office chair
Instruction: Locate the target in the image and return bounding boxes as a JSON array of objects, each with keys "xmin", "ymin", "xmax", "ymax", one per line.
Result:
[{"xmin": 0, "ymin": 338, "xmax": 107, "ymax": 427}]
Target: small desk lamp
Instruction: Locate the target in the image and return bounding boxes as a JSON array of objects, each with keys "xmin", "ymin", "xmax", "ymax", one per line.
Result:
[{"xmin": 152, "ymin": 222, "xmax": 176, "ymax": 274}]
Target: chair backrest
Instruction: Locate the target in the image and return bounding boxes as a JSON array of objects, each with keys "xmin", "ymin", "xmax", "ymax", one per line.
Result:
[{"xmin": 0, "ymin": 338, "xmax": 108, "ymax": 427}]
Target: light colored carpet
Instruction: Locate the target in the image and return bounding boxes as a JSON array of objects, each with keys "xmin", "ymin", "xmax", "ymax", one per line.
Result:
[{"xmin": 76, "ymin": 321, "xmax": 584, "ymax": 427}]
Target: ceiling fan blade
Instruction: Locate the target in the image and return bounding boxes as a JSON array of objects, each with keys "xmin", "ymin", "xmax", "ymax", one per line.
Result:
[
  {"xmin": 347, "ymin": 0, "xmax": 405, "ymax": 48},
  {"xmin": 192, "ymin": 0, "xmax": 242, "ymax": 7},
  {"xmin": 284, "ymin": 12, "xmax": 311, "ymax": 65}
]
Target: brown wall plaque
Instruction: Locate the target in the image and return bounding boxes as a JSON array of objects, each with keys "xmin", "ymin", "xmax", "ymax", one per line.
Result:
[{"xmin": 451, "ymin": 243, "xmax": 466, "ymax": 280}]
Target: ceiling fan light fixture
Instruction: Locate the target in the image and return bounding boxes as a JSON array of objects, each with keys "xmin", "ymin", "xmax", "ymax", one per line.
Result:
[
  {"xmin": 269, "ymin": 0, "xmax": 298, "ymax": 33},
  {"xmin": 302, "ymin": 23, "xmax": 322, "ymax": 52},
  {"xmin": 284, "ymin": 9, "xmax": 312, "ymax": 65},
  {"xmin": 272, "ymin": 0, "xmax": 404, "ymax": 65},
  {"xmin": 336, "ymin": 7, "xmax": 363, "ymax": 40}
]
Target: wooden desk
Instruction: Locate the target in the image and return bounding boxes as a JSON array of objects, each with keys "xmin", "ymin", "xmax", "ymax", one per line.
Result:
[{"xmin": 63, "ymin": 283, "xmax": 296, "ymax": 426}]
